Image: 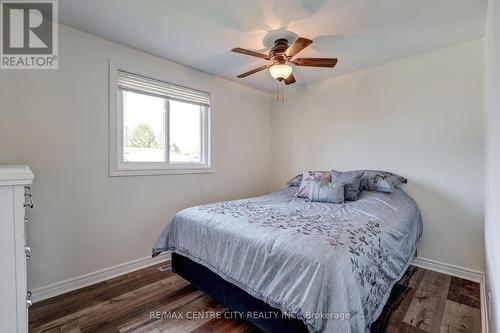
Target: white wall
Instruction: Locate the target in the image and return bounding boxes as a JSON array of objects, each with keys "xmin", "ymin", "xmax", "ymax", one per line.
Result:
[
  {"xmin": 0, "ymin": 25, "xmax": 272, "ymax": 290},
  {"xmin": 271, "ymin": 40, "xmax": 485, "ymax": 271},
  {"xmin": 485, "ymin": 0, "xmax": 500, "ymax": 330},
  {"xmin": 0, "ymin": 23, "xmax": 487, "ymax": 296}
]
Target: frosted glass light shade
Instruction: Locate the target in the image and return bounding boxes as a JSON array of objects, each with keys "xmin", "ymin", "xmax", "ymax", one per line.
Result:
[{"xmin": 269, "ymin": 64, "xmax": 292, "ymax": 80}]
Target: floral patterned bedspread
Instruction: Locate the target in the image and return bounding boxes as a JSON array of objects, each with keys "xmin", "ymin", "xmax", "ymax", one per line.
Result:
[{"xmin": 153, "ymin": 187, "xmax": 422, "ymax": 333}]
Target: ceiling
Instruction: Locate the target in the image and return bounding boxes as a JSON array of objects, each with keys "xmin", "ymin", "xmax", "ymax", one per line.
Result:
[{"xmin": 59, "ymin": 0, "xmax": 487, "ymax": 93}]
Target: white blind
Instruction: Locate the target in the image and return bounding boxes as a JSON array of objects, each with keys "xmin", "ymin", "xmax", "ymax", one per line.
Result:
[{"xmin": 117, "ymin": 70, "xmax": 210, "ymax": 106}]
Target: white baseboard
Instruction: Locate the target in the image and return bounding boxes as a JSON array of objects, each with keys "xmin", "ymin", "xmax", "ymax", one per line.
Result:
[
  {"xmin": 411, "ymin": 256, "xmax": 483, "ymax": 282},
  {"xmin": 411, "ymin": 256, "xmax": 488, "ymax": 333},
  {"xmin": 31, "ymin": 252, "xmax": 171, "ymax": 303},
  {"xmin": 480, "ymin": 276, "xmax": 489, "ymax": 333}
]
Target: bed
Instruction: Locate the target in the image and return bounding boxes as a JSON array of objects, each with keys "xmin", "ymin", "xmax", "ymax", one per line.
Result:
[{"xmin": 153, "ymin": 186, "xmax": 422, "ymax": 333}]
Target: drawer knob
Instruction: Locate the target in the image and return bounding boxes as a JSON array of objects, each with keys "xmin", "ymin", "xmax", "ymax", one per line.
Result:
[
  {"xmin": 25, "ymin": 217, "xmax": 31, "ymax": 224},
  {"xmin": 24, "ymin": 199, "xmax": 34, "ymax": 209},
  {"xmin": 25, "ymin": 246, "xmax": 31, "ymax": 254},
  {"xmin": 24, "ymin": 186, "xmax": 32, "ymax": 197}
]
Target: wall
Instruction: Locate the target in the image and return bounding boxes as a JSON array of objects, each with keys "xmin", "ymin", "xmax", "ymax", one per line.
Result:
[
  {"xmin": 271, "ymin": 40, "xmax": 485, "ymax": 271},
  {"xmin": 485, "ymin": 0, "xmax": 500, "ymax": 330},
  {"xmin": 0, "ymin": 22, "xmax": 487, "ymax": 296},
  {"xmin": 0, "ymin": 25, "xmax": 272, "ymax": 290}
]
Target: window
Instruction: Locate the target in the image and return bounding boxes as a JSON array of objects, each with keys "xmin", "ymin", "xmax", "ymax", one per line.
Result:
[{"xmin": 109, "ymin": 62, "xmax": 212, "ymax": 176}]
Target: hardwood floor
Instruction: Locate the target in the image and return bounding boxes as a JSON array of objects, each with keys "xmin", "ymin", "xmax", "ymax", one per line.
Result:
[{"xmin": 29, "ymin": 262, "xmax": 481, "ymax": 333}]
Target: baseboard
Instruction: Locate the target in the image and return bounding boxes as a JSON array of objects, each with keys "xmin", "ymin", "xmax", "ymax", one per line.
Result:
[
  {"xmin": 480, "ymin": 275, "xmax": 489, "ymax": 333},
  {"xmin": 31, "ymin": 252, "xmax": 171, "ymax": 303},
  {"xmin": 411, "ymin": 256, "xmax": 483, "ymax": 282},
  {"xmin": 411, "ymin": 256, "xmax": 488, "ymax": 333}
]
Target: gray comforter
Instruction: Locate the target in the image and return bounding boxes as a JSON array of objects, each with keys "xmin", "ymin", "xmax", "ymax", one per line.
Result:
[{"xmin": 153, "ymin": 187, "xmax": 422, "ymax": 333}]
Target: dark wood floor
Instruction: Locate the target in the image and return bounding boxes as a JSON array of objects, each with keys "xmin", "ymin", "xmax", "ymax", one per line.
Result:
[{"xmin": 29, "ymin": 261, "xmax": 481, "ymax": 333}]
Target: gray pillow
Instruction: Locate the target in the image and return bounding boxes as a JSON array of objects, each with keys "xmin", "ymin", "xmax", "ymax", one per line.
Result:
[
  {"xmin": 307, "ymin": 180, "xmax": 345, "ymax": 204},
  {"xmin": 294, "ymin": 171, "xmax": 331, "ymax": 198},
  {"xmin": 286, "ymin": 174, "xmax": 303, "ymax": 187},
  {"xmin": 359, "ymin": 170, "xmax": 408, "ymax": 193},
  {"xmin": 331, "ymin": 170, "xmax": 363, "ymax": 201}
]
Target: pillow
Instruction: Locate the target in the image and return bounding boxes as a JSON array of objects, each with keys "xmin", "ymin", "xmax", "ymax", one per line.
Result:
[
  {"xmin": 359, "ymin": 170, "xmax": 408, "ymax": 193},
  {"xmin": 295, "ymin": 171, "xmax": 331, "ymax": 198},
  {"xmin": 307, "ymin": 180, "xmax": 345, "ymax": 204},
  {"xmin": 286, "ymin": 174, "xmax": 303, "ymax": 187},
  {"xmin": 331, "ymin": 170, "xmax": 364, "ymax": 201}
]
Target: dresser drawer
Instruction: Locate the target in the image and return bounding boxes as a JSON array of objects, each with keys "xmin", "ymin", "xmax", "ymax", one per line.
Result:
[{"xmin": 0, "ymin": 166, "xmax": 34, "ymax": 333}]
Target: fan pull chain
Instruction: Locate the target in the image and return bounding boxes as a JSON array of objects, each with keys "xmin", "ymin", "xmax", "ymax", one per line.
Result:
[
  {"xmin": 281, "ymin": 81, "xmax": 285, "ymax": 102},
  {"xmin": 276, "ymin": 80, "xmax": 286, "ymax": 102},
  {"xmin": 276, "ymin": 80, "xmax": 279, "ymax": 102}
]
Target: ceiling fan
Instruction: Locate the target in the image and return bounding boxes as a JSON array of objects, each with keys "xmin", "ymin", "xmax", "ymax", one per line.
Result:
[{"xmin": 231, "ymin": 37, "xmax": 338, "ymax": 86}]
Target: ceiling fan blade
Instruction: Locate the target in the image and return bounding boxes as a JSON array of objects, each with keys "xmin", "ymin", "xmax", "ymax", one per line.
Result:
[
  {"xmin": 284, "ymin": 73, "xmax": 296, "ymax": 85},
  {"xmin": 231, "ymin": 47, "xmax": 269, "ymax": 59},
  {"xmin": 284, "ymin": 37, "xmax": 313, "ymax": 58},
  {"xmin": 237, "ymin": 65, "xmax": 270, "ymax": 78},
  {"xmin": 293, "ymin": 58, "xmax": 338, "ymax": 68}
]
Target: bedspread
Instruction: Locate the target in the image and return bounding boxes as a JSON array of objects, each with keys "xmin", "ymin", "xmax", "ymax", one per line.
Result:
[{"xmin": 153, "ymin": 187, "xmax": 422, "ymax": 333}]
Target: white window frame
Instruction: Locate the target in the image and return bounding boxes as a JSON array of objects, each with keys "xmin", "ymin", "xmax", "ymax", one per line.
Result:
[{"xmin": 109, "ymin": 60, "xmax": 213, "ymax": 176}]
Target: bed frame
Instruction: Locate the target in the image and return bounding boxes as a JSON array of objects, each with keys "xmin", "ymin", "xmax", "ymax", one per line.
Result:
[{"xmin": 171, "ymin": 252, "xmax": 308, "ymax": 333}]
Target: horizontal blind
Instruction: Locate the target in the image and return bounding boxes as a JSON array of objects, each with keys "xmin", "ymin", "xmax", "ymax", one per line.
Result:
[{"xmin": 117, "ymin": 70, "xmax": 210, "ymax": 106}]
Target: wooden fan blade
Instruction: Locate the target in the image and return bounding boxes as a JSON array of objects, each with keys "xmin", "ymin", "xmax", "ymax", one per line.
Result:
[
  {"xmin": 284, "ymin": 73, "xmax": 296, "ymax": 85},
  {"xmin": 237, "ymin": 65, "xmax": 270, "ymax": 78},
  {"xmin": 293, "ymin": 58, "xmax": 338, "ymax": 68},
  {"xmin": 231, "ymin": 47, "xmax": 269, "ymax": 59},
  {"xmin": 284, "ymin": 37, "xmax": 313, "ymax": 57}
]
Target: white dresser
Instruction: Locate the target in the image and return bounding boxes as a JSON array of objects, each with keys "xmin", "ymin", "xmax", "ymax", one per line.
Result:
[{"xmin": 0, "ymin": 166, "xmax": 34, "ymax": 333}]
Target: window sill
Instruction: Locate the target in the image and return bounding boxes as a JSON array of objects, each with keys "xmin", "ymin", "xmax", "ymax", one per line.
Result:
[{"xmin": 109, "ymin": 167, "xmax": 215, "ymax": 177}]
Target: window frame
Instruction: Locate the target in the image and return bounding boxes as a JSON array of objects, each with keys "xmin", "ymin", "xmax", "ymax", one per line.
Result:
[{"xmin": 109, "ymin": 60, "xmax": 213, "ymax": 176}]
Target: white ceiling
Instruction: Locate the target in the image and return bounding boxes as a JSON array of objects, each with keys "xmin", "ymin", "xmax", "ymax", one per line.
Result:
[{"xmin": 59, "ymin": 0, "xmax": 487, "ymax": 92}]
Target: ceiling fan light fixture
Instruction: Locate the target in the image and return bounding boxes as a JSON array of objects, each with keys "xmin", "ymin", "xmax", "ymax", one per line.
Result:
[
  {"xmin": 269, "ymin": 64, "xmax": 292, "ymax": 80},
  {"xmin": 232, "ymin": 37, "xmax": 337, "ymax": 86}
]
